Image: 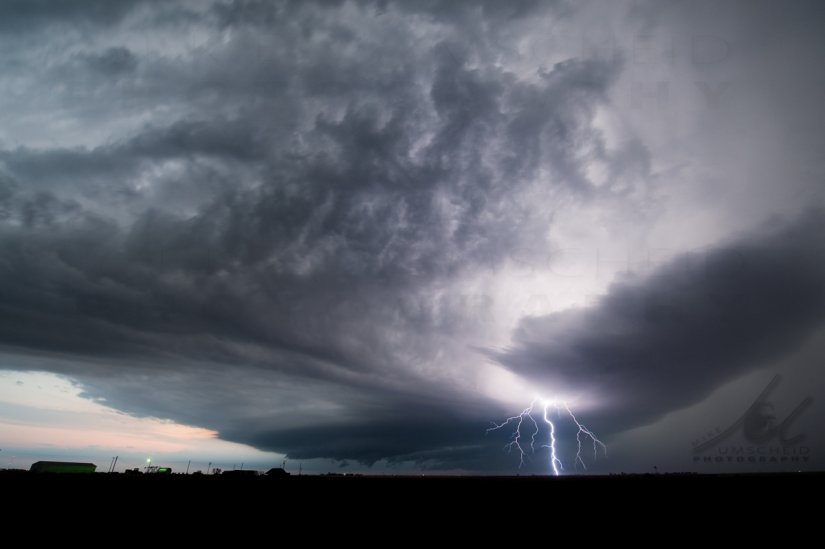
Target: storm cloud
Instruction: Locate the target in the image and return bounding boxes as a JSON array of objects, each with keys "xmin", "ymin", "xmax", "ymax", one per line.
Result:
[
  {"xmin": 1, "ymin": 0, "xmax": 824, "ymax": 471},
  {"xmin": 495, "ymin": 212, "xmax": 825, "ymax": 435}
]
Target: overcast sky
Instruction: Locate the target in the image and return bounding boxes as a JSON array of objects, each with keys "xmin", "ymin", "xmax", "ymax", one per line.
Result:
[{"xmin": 1, "ymin": 0, "xmax": 824, "ymax": 475}]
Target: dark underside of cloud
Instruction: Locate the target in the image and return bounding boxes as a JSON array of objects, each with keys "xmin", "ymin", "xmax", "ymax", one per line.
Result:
[{"xmin": 494, "ymin": 212, "xmax": 825, "ymax": 436}]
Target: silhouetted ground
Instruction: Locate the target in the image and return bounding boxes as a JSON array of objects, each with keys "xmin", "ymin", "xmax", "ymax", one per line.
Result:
[
  {"xmin": 3, "ymin": 469, "xmax": 822, "ymax": 494},
  {"xmin": 3, "ymin": 470, "xmax": 819, "ymax": 524}
]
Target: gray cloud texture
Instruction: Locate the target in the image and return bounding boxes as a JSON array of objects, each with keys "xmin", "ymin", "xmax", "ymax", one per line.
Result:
[
  {"xmin": 1, "ymin": 0, "xmax": 823, "ymax": 471},
  {"xmin": 495, "ymin": 213, "xmax": 825, "ymax": 435}
]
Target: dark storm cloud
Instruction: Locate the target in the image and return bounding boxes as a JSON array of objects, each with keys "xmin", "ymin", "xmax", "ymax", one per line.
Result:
[
  {"xmin": 0, "ymin": 0, "xmax": 208, "ymax": 35},
  {"xmin": 0, "ymin": 0, "xmax": 643, "ymax": 466},
  {"xmin": 6, "ymin": 0, "xmax": 822, "ymax": 470},
  {"xmin": 0, "ymin": 0, "xmax": 142, "ymax": 31},
  {"xmin": 1, "ymin": 117, "xmax": 263, "ymax": 178},
  {"xmin": 495, "ymin": 212, "xmax": 825, "ymax": 435},
  {"xmin": 231, "ymin": 397, "xmax": 490, "ymax": 465},
  {"xmin": 212, "ymin": 0, "xmax": 565, "ymax": 27},
  {"xmin": 0, "ymin": 44, "xmax": 620, "ymax": 361},
  {"xmin": 80, "ymin": 47, "xmax": 139, "ymax": 76}
]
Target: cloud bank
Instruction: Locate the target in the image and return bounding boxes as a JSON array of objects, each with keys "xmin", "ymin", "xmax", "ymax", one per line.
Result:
[{"xmin": 1, "ymin": 0, "xmax": 824, "ymax": 471}]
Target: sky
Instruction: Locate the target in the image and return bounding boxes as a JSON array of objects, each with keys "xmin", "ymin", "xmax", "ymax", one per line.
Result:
[{"xmin": 1, "ymin": 0, "xmax": 824, "ymax": 475}]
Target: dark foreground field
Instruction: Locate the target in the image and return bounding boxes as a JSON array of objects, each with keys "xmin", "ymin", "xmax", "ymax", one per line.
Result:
[
  {"xmin": 3, "ymin": 470, "xmax": 819, "ymax": 522},
  {"xmin": 3, "ymin": 469, "xmax": 821, "ymax": 494}
]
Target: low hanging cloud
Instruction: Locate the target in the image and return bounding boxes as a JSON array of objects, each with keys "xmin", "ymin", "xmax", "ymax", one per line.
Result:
[
  {"xmin": 0, "ymin": 0, "xmax": 649, "ymax": 466},
  {"xmin": 495, "ymin": 212, "xmax": 825, "ymax": 435},
  {"xmin": 1, "ymin": 0, "xmax": 824, "ymax": 470}
]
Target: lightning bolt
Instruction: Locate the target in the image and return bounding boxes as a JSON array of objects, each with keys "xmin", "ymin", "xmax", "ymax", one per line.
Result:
[
  {"xmin": 489, "ymin": 398, "xmax": 607, "ymax": 475},
  {"xmin": 486, "ymin": 398, "xmax": 540, "ymax": 468},
  {"xmin": 542, "ymin": 404, "xmax": 563, "ymax": 476},
  {"xmin": 562, "ymin": 402, "xmax": 607, "ymax": 470}
]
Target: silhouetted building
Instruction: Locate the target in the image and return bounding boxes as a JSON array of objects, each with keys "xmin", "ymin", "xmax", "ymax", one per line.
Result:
[
  {"xmin": 30, "ymin": 461, "xmax": 96, "ymax": 474},
  {"xmin": 145, "ymin": 465, "xmax": 172, "ymax": 474}
]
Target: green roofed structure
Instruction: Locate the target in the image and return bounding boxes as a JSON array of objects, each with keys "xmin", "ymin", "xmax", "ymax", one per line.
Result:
[{"xmin": 30, "ymin": 461, "xmax": 97, "ymax": 474}]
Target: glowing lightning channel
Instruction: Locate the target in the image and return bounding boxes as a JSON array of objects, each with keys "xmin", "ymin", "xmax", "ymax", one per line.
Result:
[
  {"xmin": 486, "ymin": 398, "xmax": 540, "ymax": 468},
  {"xmin": 489, "ymin": 398, "xmax": 607, "ymax": 476},
  {"xmin": 563, "ymin": 403, "xmax": 607, "ymax": 470},
  {"xmin": 542, "ymin": 403, "xmax": 562, "ymax": 476}
]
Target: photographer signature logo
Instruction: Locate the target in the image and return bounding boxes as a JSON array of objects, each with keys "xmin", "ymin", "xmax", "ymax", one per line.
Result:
[{"xmin": 692, "ymin": 375, "xmax": 812, "ymax": 463}]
